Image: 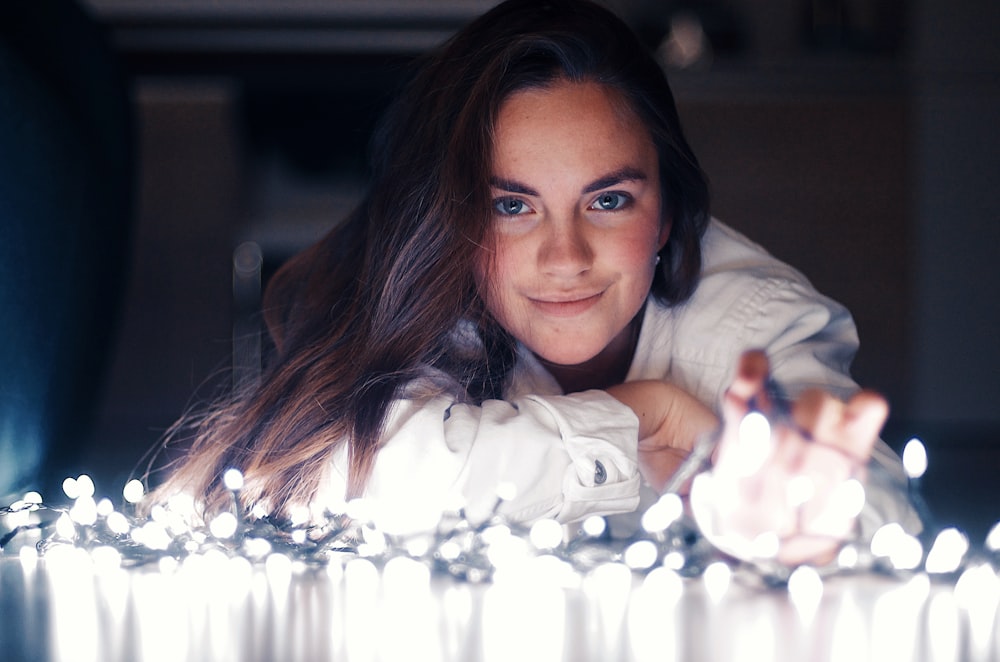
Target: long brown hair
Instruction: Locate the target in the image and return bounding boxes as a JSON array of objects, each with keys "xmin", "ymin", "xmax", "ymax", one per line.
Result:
[{"xmin": 149, "ymin": 0, "xmax": 710, "ymax": 520}]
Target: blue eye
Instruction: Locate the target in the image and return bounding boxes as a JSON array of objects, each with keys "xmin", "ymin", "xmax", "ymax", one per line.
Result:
[
  {"xmin": 591, "ymin": 192, "xmax": 630, "ymax": 211},
  {"xmin": 494, "ymin": 197, "xmax": 528, "ymax": 216}
]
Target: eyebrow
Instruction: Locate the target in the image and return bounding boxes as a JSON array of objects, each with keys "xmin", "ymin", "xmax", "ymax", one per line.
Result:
[
  {"xmin": 582, "ymin": 167, "xmax": 648, "ymax": 194},
  {"xmin": 489, "ymin": 166, "xmax": 649, "ymax": 197}
]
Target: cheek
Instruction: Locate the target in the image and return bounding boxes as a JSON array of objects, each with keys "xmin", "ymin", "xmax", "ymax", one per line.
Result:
[
  {"xmin": 474, "ymin": 243, "xmax": 515, "ymax": 320},
  {"xmin": 616, "ymin": 226, "xmax": 662, "ymax": 274}
]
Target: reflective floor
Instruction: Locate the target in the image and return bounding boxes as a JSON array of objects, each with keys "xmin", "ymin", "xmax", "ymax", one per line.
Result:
[{"xmin": 2, "ymin": 550, "xmax": 998, "ymax": 662}]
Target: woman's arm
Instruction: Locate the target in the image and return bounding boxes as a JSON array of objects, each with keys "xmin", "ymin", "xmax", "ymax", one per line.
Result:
[
  {"xmin": 320, "ymin": 388, "xmax": 649, "ymax": 534},
  {"xmin": 606, "ymin": 380, "xmax": 718, "ymax": 492}
]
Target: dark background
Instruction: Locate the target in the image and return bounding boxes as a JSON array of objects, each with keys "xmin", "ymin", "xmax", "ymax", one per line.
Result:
[{"xmin": 3, "ymin": 0, "xmax": 998, "ymax": 541}]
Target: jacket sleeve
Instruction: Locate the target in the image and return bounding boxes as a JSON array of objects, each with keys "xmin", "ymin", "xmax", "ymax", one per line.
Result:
[
  {"xmin": 320, "ymin": 389, "xmax": 641, "ymax": 536},
  {"xmin": 665, "ymin": 221, "xmax": 862, "ymax": 408}
]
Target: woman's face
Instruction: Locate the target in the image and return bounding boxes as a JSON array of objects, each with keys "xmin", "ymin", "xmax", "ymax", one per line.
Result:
[{"xmin": 477, "ymin": 79, "xmax": 670, "ymax": 368}]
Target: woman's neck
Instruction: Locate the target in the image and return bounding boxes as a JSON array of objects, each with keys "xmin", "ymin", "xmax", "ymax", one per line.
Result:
[{"xmin": 537, "ymin": 310, "xmax": 643, "ymax": 394}]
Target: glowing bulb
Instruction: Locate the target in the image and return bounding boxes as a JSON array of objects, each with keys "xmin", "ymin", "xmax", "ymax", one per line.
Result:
[
  {"xmin": 735, "ymin": 411, "xmax": 773, "ymax": 475},
  {"xmin": 582, "ymin": 515, "xmax": 607, "ymax": 537},
  {"xmin": 70, "ymin": 496, "xmax": 98, "ymax": 526},
  {"xmin": 954, "ymin": 563, "xmax": 1000, "ymax": 611},
  {"xmin": 438, "ymin": 540, "xmax": 461, "ymax": 561},
  {"xmin": 383, "ymin": 556, "xmax": 431, "ymax": 596},
  {"xmin": 289, "ymin": 504, "xmax": 310, "ymax": 527},
  {"xmin": 209, "ymin": 512, "xmax": 238, "ymax": 539},
  {"xmin": 76, "ymin": 474, "xmax": 96, "ymax": 498},
  {"xmin": 870, "ymin": 523, "xmax": 923, "ymax": 571},
  {"xmin": 837, "ymin": 545, "xmax": 859, "ymax": 569},
  {"xmin": 55, "ymin": 513, "xmax": 76, "ymax": 540},
  {"xmin": 359, "ymin": 526, "xmax": 387, "ymax": 556},
  {"xmin": 165, "ymin": 492, "xmax": 194, "ymax": 516},
  {"xmin": 62, "ymin": 477, "xmax": 80, "ymax": 500},
  {"xmin": 223, "ymin": 468, "xmax": 244, "ymax": 491},
  {"xmin": 244, "ymin": 537, "xmax": 272, "ymax": 559},
  {"xmin": 750, "ymin": 532, "xmax": 780, "ymax": 559},
  {"xmin": 641, "ymin": 493, "xmax": 683, "ymax": 532},
  {"xmin": 96, "ymin": 497, "xmax": 114, "ymax": 517},
  {"xmin": 925, "ymin": 528, "xmax": 969, "ymax": 574},
  {"xmin": 23, "ymin": 491, "xmax": 42, "ymax": 504},
  {"xmin": 703, "ymin": 561, "xmax": 731, "ymax": 602},
  {"xmin": 122, "ymin": 479, "xmax": 145, "ymax": 504},
  {"xmin": 662, "ymin": 550, "xmax": 685, "ymax": 571},
  {"xmin": 496, "ymin": 482, "xmax": 518, "ymax": 501},
  {"xmin": 481, "ymin": 524, "xmax": 511, "ymax": 546},
  {"xmin": 487, "ymin": 533, "xmax": 530, "ymax": 572},
  {"xmin": 902, "ymin": 438, "xmax": 928, "ymax": 479},
  {"xmin": 18, "ymin": 546, "xmax": 38, "ymax": 568},
  {"xmin": 985, "ymin": 521, "xmax": 1000, "ymax": 552},
  {"xmin": 158, "ymin": 556, "xmax": 178, "ymax": 574},
  {"xmin": 828, "ymin": 479, "xmax": 866, "ymax": 520},
  {"xmin": 138, "ymin": 521, "xmax": 171, "ymax": 550},
  {"xmin": 643, "ymin": 566, "xmax": 683, "ymax": 599},
  {"xmin": 265, "ymin": 552, "xmax": 293, "ymax": 581},
  {"xmin": 6, "ymin": 504, "xmax": 30, "ymax": 528},
  {"xmin": 871, "ymin": 523, "xmax": 904, "ymax": 558},
  {"xmin": 893, "ymin": 536, "xmax": 924, "ymax": 571},
  {"xmin": 405, "ymin": 536, "xmax": 431, "ymax": 558},
  {"xmin": 529, "ymin": 519, "xmax": 563, "ymax": 550},
  {"xmin": 788, "ymin": 565, "xmax": 824, "ymax": 617},
  {"xmin": 106, "ymin": 511, "xmax": 130, "ymax": 535},
  {"xmin": 624, "ymin": 540, "xmax": 659, "ymax": 570}
]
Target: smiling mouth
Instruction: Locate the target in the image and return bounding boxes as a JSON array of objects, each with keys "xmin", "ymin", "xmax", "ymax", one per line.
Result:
[{"xmin": 529, "ymin": 292, "xmax": 603, "ymax": 317}]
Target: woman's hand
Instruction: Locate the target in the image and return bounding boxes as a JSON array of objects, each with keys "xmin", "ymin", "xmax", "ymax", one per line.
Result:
[
  {"xmin": 606, "ymin": 380, "xmax": 718, "ymax": 492},
  {"xmin": 691, "ymin": 350, "xmax": 888, "ymax": 566}
]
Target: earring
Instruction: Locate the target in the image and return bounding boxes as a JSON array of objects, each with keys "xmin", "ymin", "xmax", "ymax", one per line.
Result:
[{"xmin": 654, "ymin": 254, "xmax": 661, "ymax": 266}]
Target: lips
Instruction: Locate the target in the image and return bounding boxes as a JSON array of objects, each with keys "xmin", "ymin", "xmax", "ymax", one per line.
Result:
[{"xmin": 528, "ymin": 291, "xmax": 604, "ymax": 317}]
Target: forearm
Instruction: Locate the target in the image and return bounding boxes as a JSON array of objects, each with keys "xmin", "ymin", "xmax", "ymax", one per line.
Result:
[{"xmin": 606, "ymin": 380, "xmax": 718, "ymax": 491}]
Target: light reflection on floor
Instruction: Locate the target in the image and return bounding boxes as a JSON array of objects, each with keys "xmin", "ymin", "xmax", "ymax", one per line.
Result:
[{"xmin": 2, "ymin": 549, "xmax": 998, "ymax": 662}]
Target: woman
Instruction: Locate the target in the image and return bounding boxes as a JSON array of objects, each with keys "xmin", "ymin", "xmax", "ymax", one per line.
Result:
[{"xmin": 153, "ymin": 0, "xmax": 916, "ymax": 566}]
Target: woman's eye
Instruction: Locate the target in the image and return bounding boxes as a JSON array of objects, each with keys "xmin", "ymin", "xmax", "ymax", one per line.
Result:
[
  {"xmin": 591, "ymin": 192, "xmax": 631, "ymax": 211},
  {"xmin": 493, "ymin": 197, "xmax": 529, "ymax": 216}
]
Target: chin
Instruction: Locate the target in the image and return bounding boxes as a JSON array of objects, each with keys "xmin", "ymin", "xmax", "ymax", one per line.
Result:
[{"xmin": 533, "ymin": 345, "xmax": 603, "ymax": 368}]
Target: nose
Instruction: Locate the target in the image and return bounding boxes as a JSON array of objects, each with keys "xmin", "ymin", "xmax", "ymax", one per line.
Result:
[{"xmin": 537, "ymin": 213, "xmax": 593, "ymax": 278}]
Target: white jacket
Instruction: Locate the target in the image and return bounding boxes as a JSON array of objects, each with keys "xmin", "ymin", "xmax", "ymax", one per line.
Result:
[{"xmin": 319, "ymin": 220, "xmax": 913, "ymax": 536}]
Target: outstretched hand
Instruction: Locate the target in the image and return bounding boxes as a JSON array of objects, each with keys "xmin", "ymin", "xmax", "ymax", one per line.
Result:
[{"xmin": 691, "ymin": 350, "xmax": 888, "ymax": 566}]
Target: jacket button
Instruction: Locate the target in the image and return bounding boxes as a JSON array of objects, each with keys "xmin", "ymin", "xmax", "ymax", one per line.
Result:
[{"xmin": 594, "ymin": 460, "xmax": 607, "ymax": 485}]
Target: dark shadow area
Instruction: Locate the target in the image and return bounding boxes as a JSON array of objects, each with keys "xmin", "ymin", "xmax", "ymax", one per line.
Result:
[{"xmin": 0, "ymin": 0, "xmax": 133, "ymax": 500}]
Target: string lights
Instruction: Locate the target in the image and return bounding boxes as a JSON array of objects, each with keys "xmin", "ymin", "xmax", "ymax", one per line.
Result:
[{"xmin": 2, "ymin": 430, "xmax": 1000, "ymax": 607}]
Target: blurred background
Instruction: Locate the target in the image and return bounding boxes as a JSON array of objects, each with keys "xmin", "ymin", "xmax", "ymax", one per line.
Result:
[{"xmin": 2, "ymin": 0, "xmax": 997, "ymax": 539}]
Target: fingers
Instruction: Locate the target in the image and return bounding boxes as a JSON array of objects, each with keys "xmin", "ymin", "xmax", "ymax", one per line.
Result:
[
  {"xmin": 729, "ymin": 350, "xmax": 769, "ymax": 401},
  {"xmin": 841, "ymin": 390, "xmax": 888, "ymax": 458},
  {"xmin": 791, "ymin": 388, "xmax": 887, "ymax": 462},
  {"xmin": 721, "ymin": 350, "xmax": 770, "ymax": 421},
  {"xmin": 790, "ymin": 388, "xmax": 841, "ymax": 441},
  {"xmin": 719, "ymin": 349, "xmax": 887, "ymax": 468}
]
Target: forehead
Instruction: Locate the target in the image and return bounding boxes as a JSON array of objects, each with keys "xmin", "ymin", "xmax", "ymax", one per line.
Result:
[{"xmin": 492, "ymin": 80, "xmax": 655, "ymax": 173}]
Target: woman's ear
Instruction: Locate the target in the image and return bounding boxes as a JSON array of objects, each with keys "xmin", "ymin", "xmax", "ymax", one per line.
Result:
[{"xmin": 657, "ymin": 216, "xmax": 673, "ymax": 251}]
